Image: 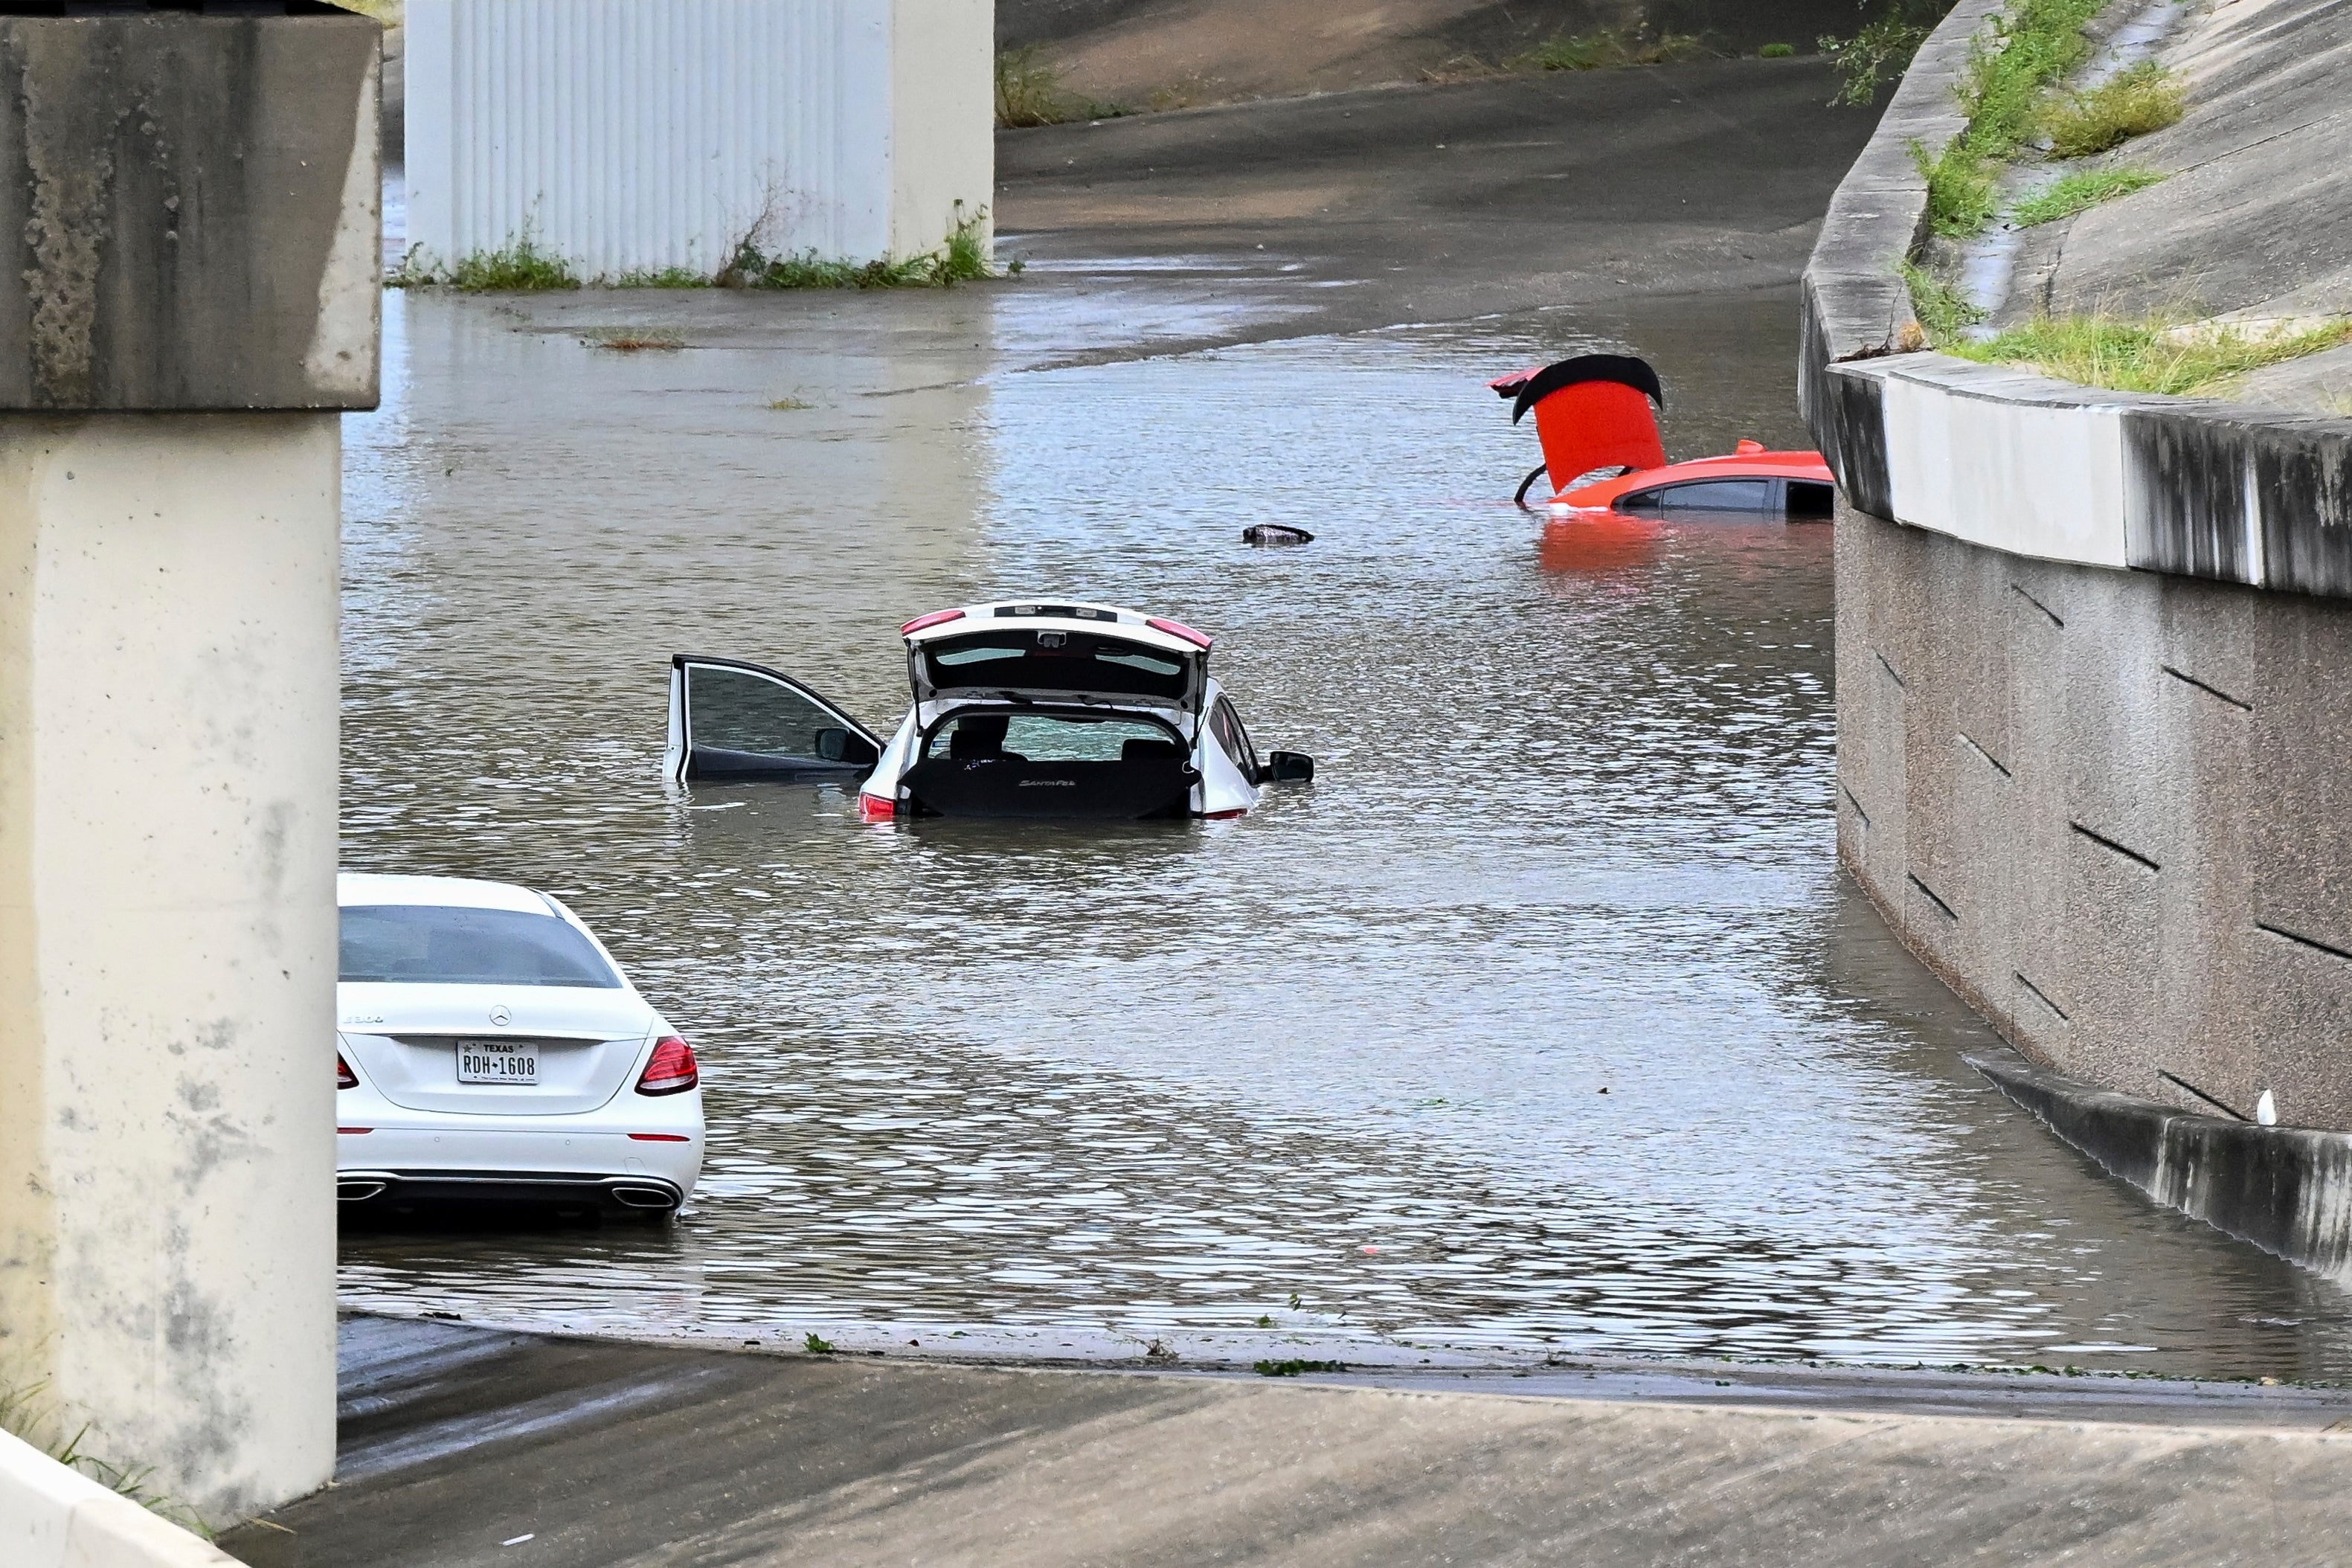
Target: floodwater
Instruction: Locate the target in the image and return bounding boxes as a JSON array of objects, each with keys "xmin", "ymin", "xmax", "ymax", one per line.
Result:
[{"xmin": 336, "ymin": 276, "xmax": 2352, "ymax": 1380}]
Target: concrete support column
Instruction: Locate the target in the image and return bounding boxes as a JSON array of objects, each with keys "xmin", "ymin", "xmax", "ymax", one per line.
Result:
[{"xmin": 0, "ymin": 7, "xmax": 379, "ymax": 1524}]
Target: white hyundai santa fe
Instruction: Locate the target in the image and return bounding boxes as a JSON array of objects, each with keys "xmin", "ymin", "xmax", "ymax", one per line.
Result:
[{"xmin": 335, "ymin": 873, "xmax": 704, "ymax": 1218}]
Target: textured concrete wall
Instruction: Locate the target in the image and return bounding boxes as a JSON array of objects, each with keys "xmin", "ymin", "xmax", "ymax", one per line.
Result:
[
  {"xmin": 1837, "ymin": 498, "xmax": 2352, "ymax": 1129},
  {"xmin": 0, "ymin": 416, "xmax": 344, "ymax": 1520},
  {"xmin": 0, "ymin": 11, "xmax": 380, "ymax": 411}
]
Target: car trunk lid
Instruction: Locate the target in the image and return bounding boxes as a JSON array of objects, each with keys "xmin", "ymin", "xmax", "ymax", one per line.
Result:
[{"xmin": 338, "ymin": 984, "xmax": 655, "ymax": 1116}]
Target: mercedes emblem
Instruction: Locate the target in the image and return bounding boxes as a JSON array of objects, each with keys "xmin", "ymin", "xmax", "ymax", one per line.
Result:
[{"xmin": 489, "ymin": 1005, "xmax": 512, "ymax": 1027}]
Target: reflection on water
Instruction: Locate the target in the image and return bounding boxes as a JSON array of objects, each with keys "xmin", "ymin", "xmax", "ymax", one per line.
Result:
[{"xmin": 338, "ymin": 287, "xmax": 2352, "ymax": 1378}]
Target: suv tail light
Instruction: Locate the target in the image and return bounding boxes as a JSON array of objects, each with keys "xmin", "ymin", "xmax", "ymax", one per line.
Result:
[
  {"xmin": 635, "ymin": 1035, "xmax": 699, "ymax": 1096},
  {"xmin": 337, "ymin": 1053, "xmax": 357, "ymax": 1090}
]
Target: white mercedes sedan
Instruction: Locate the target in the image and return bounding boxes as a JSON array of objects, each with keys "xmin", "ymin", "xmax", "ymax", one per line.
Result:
[{"xmin": 335, "ymin": 873, "xmax": 703, "ymax": 1219}]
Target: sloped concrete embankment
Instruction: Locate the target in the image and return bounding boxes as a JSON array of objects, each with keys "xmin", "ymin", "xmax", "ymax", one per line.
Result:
[{"xmin": 1799, "ymin": 0, "xmax": 2352, "ymax": 1270}]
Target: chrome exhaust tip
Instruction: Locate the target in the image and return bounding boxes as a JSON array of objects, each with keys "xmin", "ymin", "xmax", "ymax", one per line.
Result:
[
  {"xmin": 337, "ymin": 1180, "xmax": 388, "ymax": 1202},
  {"xmin": 608, "ymin": 1183, "xmax": 678, "ymax": 1211}
]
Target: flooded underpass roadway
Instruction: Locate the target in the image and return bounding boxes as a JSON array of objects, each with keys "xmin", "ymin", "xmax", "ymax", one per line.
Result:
[{"xmin": 335, "ymin": 274, "xmax": 2352, "ymax": 1387}]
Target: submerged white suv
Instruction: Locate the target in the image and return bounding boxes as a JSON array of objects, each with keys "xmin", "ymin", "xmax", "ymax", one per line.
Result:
[{"xmin": 334, "ymin": 873, "xmax": 704, "ymax": 1218}]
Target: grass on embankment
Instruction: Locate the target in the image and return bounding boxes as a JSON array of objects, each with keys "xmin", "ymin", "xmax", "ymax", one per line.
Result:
[
  {"xmin": 1912, "ymin": 0, "xmax": 2108, "ymax": 237},
  {"xmin": 2043, "ymin": 60, "xmax": 2185, "ymax": 156},
  {"xmin": 1947, "ymin": 315, "xmax": 2352, "ymax": 396},
  {"xmin": 391, "ymin": 211, "xmax": 1006, "ymax": 292},
  {"xmin": 2010, "ymin": 165, "xmax": 2164, "ymax": 225}
]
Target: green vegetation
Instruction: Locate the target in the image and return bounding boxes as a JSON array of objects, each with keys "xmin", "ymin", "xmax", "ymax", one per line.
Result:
[
  {"xmin": 722, "ymin": 207, "xmax": 998, "ymax": 290},
  {"xmin": 1759, "ymin": 42, "xmax": 1796, "ymax": 58},
  {"xmin": 766, "ymin": 396, "xmax": 814, "ymax": 411},
  {"xmin": 1912, "ymin": 136, "xmax": 1997, "ymax": 236},
  {"xmin": 1900, "ymin": 258, "xmax": 1985, "ymax": 340},
  {"xmin": 388, "ymin": 231, "xmax": 581, "ymax": 291},
  {"xmin": 1948, "ymin": 314, "xmax": 2352, "ymax": 395},
  {"xmin": 995, "ymin": 45, "xmax": 1124, "ymax": 128},
  {"xmin": 611, "ymin": 266, "xmax": 712, "ymax": 289},
  {"xmin": 1510, "ymin": 19, "xmax": 1702, "ymax": 71},
  {"xmin": 2010, "ymin": 165, "xmax": 2163, "ymax": 225},
  {"xmin": 2043, "ymin": 60, "xmax": 2185, "ymax": 156},
  {"xmin": 1253, "ymin": 1358, "xmax": 1349, "ymax": 1377},
  {"xmin": 579, "ymin": 327, "xmax": 686, "ymax": 353},
  {"xmin": 803, "ymin": 1331, "xmax": 836, "ymax": 1355},
  {"xmin": 1907, "ymin": 0, "xmax": 2109, "ymax": 237},
  {"xmin": 0, "ymin": 1383, "xmax": 209, "ymax": 1536},
  {"xmin": 1819, "ymin": 0, "xmax": 1956, "ymax": 106}
]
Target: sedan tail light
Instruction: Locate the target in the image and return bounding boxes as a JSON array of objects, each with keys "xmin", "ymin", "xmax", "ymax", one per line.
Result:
[
  {"xmin": 337, "ymin": 1053, "xmax": 357, "ymax": 1090},
  {"xmin": 635, "ymin": 1035, "xmax": 699, "ymax": 1096}
]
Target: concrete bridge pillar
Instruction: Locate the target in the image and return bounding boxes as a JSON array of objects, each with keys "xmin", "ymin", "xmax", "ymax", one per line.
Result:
[{"xmin": 0, "ymin": 4, "xmax": 379, "ymax": 1523}]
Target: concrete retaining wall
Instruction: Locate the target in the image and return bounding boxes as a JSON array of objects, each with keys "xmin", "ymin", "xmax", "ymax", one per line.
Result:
[
  {"xmin": 1, "ymin": 1430, "xmax": 237, "ymax": 1568},
  {"xmin": 1804, "ymin": 0, "xmax": 2352, "ymax": 1169},
  {"xmin": 1972, "ymin": 1052, "xmax": 2352, "ymax": 1280}
]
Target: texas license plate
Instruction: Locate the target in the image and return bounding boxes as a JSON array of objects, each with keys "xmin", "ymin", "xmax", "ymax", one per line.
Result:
[{"xmin": 457, "ymin": 1039, "xmax": 539, "ymax": 1085}]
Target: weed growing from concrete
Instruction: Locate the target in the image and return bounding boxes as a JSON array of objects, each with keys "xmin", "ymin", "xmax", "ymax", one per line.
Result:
[
  {"xmin": 1253, "ymin": 1359, "xmax": 1348, "ymax": 1377},
  {"xmin": 1511, "ymin": 19, "xmax": 1702, "ymax": 71},
  {"xmin": 611, "ymin": 266, "xmax": 713, "ymax": 289},
  {"xmin": 1900, "ymin": 260, "xmax": 1985, "ymax": 341},
  {"xmin": 767, "ymin": 396, "xmax": 815, "ymax": 411},
  {"xmin": 1950, "ymin": 314, "xmax": 2352, "ymax": 396},
  {"xmin": 1909, "ymin": 0, "xmax": 2105, "ymax": 237},
  {"xmin": 803, "ymin": 1332, "xmax": 835, "ymax": 1355},
  {"xmin": 0, "ymin": 1382, "xmax": 211, "ymax": 1535},
  {"xmin": 579, "ymin": 327, "xmax": 686, "ymax": 353},
  {"xmin": 1912, "ymin": 138, "xmax": 1997, "ymax": 236},
  {"xmin": 1759, "ymin": 42, "xmax": 1796, "ymax": 58},
  {"xmin": 995, "ymin": 46, "xmax": 1125, "ymax": 128},
  {"xmin": 723, "ymin": 208, "xmax": 1000, "ymax": 291},
  {"xmin": 2010, "ymin": 165, "xmax": 2163, "ymax": 225},
  {"xmin": 390, "ymin": 234, "xmax": 582, "ymax": 292},
  {"xmin": 1819, "ymin": 0, "xmax": 1956, "ymax": 106},
  {"xmin": 2042, "ymin": 61, "xmax": 2185, "ymax": 157}
]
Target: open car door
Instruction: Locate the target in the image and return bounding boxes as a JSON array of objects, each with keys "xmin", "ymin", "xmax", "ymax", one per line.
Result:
[{"xmin": 663, "ymin": 655, "xmax": 881, "ymax": 783}]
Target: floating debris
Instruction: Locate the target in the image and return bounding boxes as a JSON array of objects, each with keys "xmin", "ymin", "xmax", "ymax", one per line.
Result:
[{"xmin": 1242, "ymin": 524, "xmax": 1315, "ymax": 546}]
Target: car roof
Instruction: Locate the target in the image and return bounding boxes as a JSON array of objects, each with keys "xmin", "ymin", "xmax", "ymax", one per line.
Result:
[
  {"xmin": 337, "ymin": 872, "xmax": 562, "ymax": 916},
  {"xmin": 904, "ymin": 600, "xmax": 1207, "ymax": 657},
  {"xmin": 1560, "ymin": 450, "xmax": 1835, "ymax": 507}
]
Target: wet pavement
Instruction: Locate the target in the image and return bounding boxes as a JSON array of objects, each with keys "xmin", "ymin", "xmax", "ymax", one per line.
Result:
[{"xmin": 335, "ymin": 269, "xmax": 2352, "ymax": 1384}]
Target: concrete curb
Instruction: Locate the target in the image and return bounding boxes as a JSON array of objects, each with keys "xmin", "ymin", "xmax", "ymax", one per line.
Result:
[
  {"xmin": 0, "ymin": 1431, "xmax": 236, "ymax": 1568},
  {"xmin": 1798, "ymin": 1, "xmax": 2352, "ymax": 595},
  {"xmin": 1968, "ymin": 1051, "xmax": 2352, "ymax": 1281}
]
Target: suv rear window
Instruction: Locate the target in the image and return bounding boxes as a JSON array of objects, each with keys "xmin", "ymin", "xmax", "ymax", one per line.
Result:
[
  {"xmin": 921, "ymin": 629, "xmax": 1190, "ymax": 700},
  {"xmin": 339, "ymin": 905, "xmax": 623, "ymax": 989}
]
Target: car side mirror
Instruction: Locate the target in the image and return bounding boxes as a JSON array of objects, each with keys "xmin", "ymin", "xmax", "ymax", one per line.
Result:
[
  {"xmin": 1262, "ymin": 751, "xmax": 1314, "ymax": 784},
  {"xmin": 815, "ymin": 727, "xmax": 878, "ymax": 767}
]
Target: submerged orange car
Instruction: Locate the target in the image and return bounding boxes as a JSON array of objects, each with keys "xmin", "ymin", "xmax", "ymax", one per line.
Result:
[{"xmin": 1489, "ymin": 355, "xmax": 1835, "ymax": 518}]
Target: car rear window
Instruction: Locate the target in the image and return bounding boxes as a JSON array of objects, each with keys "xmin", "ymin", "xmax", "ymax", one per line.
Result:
[
  {"xmin": 924, "ymin": 710, "xmax": 1187, "ymax": 764},
  {"xmin": 339, "ymin": 905, "xmax": 623, "ymax": 989},
  {"xmin": 920, "ymin": 629, "xmax": 1190, "ymax": 700}
]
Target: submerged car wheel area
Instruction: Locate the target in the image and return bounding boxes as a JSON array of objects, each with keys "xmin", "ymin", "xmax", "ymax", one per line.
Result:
[
  {"xmin": 666, "ymin": 600, "xmax": 1314, "ymax": 822},
  {"xmin": 335, "ymin": 873, "xmax": 705, "ymax": 1221}
]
